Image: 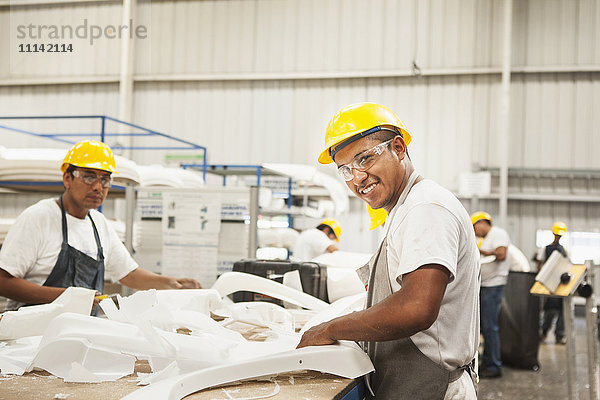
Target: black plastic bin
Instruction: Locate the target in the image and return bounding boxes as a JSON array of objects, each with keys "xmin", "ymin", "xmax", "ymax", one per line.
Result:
[
  {"xmin": 231, "ymin": 259, "xmax": 329, "ymax": 305},
  {"xmin": 499, "ymin": 271, "xmax": 540, "ymax": 370}
]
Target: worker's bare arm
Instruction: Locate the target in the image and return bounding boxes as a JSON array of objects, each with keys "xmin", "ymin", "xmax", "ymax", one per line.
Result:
[
  {"xmin": 119, "ymin": 268, "xmax": 201, "ymax": 290},
  {"xmin": 297, "ymin": 264, "xmax": 450, "ymax": 347},
  {"xmin": 0, "ymin": 267, "xmax": 65, "ymax": 305},
  {"xmin": 494, "ymin": 246, "xmax": 508, "ymax": 261}
]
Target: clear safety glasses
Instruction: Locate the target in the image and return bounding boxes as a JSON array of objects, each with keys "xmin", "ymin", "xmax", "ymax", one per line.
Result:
[
  {"xmin": 72, "ymin": 169, "xmax": 112, "ymax": 188},
  {"xmin": 337, "ymin": 139, "xmax": 393, "ymax": 181}
]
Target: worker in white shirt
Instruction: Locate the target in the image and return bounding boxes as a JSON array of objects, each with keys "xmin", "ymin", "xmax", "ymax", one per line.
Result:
[
  {"xmin": 0, "ymin": 140, "xmax": 201, "ymax": 312},
  {"xmin": 293, "ymin": 219, "xmax": 341, "ymax": 261},
  {"xmin": 471, "ymin": 211, "xmax": 510, "ymax": 379},
  {"xmin": 298, "ymin": 102, "xmax": 479, "ymax": 399}
]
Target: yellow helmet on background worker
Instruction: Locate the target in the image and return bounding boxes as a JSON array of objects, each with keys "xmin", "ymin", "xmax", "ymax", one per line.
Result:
[
  {"xmin": 471, "ymin": 211, "xmax": 492, "ymax": 225},
  {"xmin": 318, "ymin": 102, "xmax": 412, "ymax": 164},
  {"xmin": 367, "ymin": 204, "xmax": 388, "ymax": 230},
  {"xmin": 552, "ymin": 221, "xmax": 567, "ymax": 236},
  {"xmin": 61, "ymin": 140, "xmax": 118, "ymax": 174},
  {"xmin": 320, "ymin": 219, "xmax": 342, "ymax": 242}
]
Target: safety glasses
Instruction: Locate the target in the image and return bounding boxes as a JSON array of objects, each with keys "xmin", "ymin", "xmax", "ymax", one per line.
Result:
[
  {"xmin": 72, "ymin": 169, "xmax": 112, "ymax": 188},
  {"xmin": 337, "ymin": 139, "xmax": 393, "ymax": 181}
]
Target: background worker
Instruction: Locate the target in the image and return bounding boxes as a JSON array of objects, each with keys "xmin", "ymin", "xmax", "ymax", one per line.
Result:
[
  {"xmin": 538, "ymin": 221, "xmax": 568, "ymax": 344},
  {"xmin": 0, "ymin": 140, "xmax": 201, "ymax": 312},
  {"xmin": 298, "ymin": 102, "xmax": 480, "ymax": 399},
  {"xmin": 293, "ymin": 219, "xmax": 340, "ymax": 260},
  {"xmin": 471, "ymin": 211, "xmax": 510, "ymax": 379}
]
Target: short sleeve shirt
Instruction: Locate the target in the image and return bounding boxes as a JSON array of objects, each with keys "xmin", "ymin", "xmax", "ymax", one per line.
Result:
[
  {"xmin": 384, "ymin": 179, "xmax": 480, "ymax": 369},
  {"xmin": 0, "ymin": 198, "xmax": 138, "ymax": 310},
  {"xmin": 293, "ymin": 228, "xmax": 335, "ymax": 261},
  {"xmin": 479, "ymin": 226, "xmax": 511, "ymax": 287}
]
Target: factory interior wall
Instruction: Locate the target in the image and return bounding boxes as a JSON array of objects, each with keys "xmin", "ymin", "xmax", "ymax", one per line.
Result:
[{"xmin": 0, "ymin": 0, "xmax": 599, "ymax": 256}]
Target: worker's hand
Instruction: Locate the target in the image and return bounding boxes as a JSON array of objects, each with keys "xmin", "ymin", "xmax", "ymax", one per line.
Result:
[
  {"xmin": 296, "ymin": 322, "xmax": 337, "ymax": 348},
  {"xmin": 168, "ymin": 278, "xmax": 202, "ymax": 289},
  {"xmin": 93, "ymin": 291, "xmax": 103, "ymax": 308}
]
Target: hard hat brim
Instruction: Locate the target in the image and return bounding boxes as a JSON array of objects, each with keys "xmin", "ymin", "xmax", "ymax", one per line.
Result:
[{"xmin": 318, "ymin": 126, "xmax": 412, "ymax": 164}]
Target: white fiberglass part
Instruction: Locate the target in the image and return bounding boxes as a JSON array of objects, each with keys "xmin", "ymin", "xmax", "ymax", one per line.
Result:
[
  {"xmin": 0, "ymin": 336, "xmax": 41, "ymax": 375},
  {"xmin": 0, "ymin": 287, "xmax": 94, "ymax": 340},
  {"xmin": 137, "ymin": 361, "xmax": 180, "ymax": 386},
  {"xmin": 120, "ymin": 343, "xmax": 374, "ymax": 400},
  {"xmin": 326, "ymin": 267, "xmax": 366, "ymax": 303},
  {"xmin": 100, "ymin": 289, "xmax": 237, "ymax": 339},
  {"xmin": 212, "ymin": 272, "xmax": 328, "ymax": 311},
  {"xmin": 32, "ymin": 337, "xmax": 135, "ymax": 382},
  {"xmin": 108, "ymin": 289, "xmax": 222, "ymax": 321},
  {"xmin": 214, "ymin": 302, "xmax": 295, "ymax": 333},
  {"xmin": 33, "ymin": 313, "xmax": 300, "ymax": 380},
  {"xmin": 300, "ymin": 292, "xmax": 367, "ymax": 335}
]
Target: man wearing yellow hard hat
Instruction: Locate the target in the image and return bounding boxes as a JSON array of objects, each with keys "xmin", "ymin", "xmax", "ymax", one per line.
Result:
[
  {"xmin": 293, "ymin": 219, "xmax": 340, "ymax": 260},
  {"xmin": 0, "ymin": 140, "xmax": 200, "ymax": 312},
  {"xmin": 537, "ymin": 221, "xmax": 569, "ymax": 344},
  {"xmin": 470, "ymin": 211, "xmax": 510, "ymax": 379},
  {"xmin": 297, "ymin": 103, "xmax": 480, "ymax": 398}
]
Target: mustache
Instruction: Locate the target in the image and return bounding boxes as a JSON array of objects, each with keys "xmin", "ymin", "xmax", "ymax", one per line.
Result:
[{"xmin": 358, "ymin": 178, "xmax": 379, "ymax": 192}]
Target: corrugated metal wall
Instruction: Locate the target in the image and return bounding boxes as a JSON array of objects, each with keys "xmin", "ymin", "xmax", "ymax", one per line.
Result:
[{"xmin": 1, "ymin": 0, "xmax": 599, "ymax": 256}]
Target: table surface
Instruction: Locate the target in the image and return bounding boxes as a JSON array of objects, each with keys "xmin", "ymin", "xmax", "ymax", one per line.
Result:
[{"xmin": 0, "ymin": 360, "xmax": 359, "ymax": 400}]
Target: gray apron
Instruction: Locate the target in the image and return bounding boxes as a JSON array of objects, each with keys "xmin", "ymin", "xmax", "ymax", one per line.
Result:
[
  {"xmin": 42, "ymin": 195, "xmax": 105, "ymax": 294},
  {"xmin": 357, "ymin": 172, "xmax": 475, "ymax": 399}
]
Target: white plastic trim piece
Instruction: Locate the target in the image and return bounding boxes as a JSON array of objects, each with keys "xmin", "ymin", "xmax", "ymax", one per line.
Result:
[
  {"xmin": 32, "ymin": 337, "xmax": 135, "ymax": 382},
  {"xmin": 211, "ymin": 272, "xmax": 329, "ymax": 311},
  {"xmin": 300, "ymin": 293, "xmax": 366, "ymax": 335},
  {"xmin": 0, "ymin": 287, "xmax": 94, "ymax": 340},
  {"xmin": 120, "ymin": 343, "xmax": 373, "ymax": 400}
]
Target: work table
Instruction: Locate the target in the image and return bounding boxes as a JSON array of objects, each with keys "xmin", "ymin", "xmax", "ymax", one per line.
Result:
[{"xmin": 0, "ymin": 360, "xmax": 363, "ymax": 400}]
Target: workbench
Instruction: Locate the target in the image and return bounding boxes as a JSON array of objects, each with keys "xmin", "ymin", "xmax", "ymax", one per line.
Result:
[{"xmin": 0, "ymin": 360, "xmax": 365, "ymax": 400}]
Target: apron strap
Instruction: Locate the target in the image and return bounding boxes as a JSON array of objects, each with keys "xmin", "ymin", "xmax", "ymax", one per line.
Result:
[
  {"xmin": 88, "ymin": 213, "xmax": 104, "ymax": 262},
  {"xmin": 58, "ymin": 195, "xmax": 104, "ymax": 261},
  {"xmin": 58, "ymin": 195, "xmax": 69, "ymax": 247}
]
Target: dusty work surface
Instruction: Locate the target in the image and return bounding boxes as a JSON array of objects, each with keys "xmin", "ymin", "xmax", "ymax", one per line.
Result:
[{"xmin": 0, "ymin": 360, "xmax": 359, "ymax": 400}]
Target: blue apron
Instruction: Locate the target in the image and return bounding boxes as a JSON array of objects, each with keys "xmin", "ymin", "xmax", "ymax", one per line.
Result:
[{"xmin": 42, "ymin": 195, "xmax": 105, "ymax": 294}]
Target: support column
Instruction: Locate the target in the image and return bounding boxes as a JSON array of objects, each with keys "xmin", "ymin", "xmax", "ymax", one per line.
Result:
[
  {"xmin": 498, "ymin": 0, "xmax": 512, "ymax": 227},
  {"xmin": 248, "ymin": 186, "xmax": 259, "ymax": 258},
  {"xmin": 564, "ymin": 295, "xmax": 579, "ymax": 400},
  {"xmin": 118, "ymin": 0, "xmax": 136, "ymax": 158}
]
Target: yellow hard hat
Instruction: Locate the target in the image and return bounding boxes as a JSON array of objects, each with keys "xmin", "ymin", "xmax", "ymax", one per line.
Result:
[
  {"xmin": 61, "ymin": 140, "xmax": 118, "ymax": 174},
  {"xmin": 320, "ymin": 219, "xmax": 341, "ymax": 242},
  {"xmin": 318, "ymin": 102, "xmax": 412, "ymax": 164},
  {"xmin": 367, "ymin": 204, "xmax": 387, "ymax": 230},
  {"xmin": 552, "ymin": 221, "xmax": 567, "ymax": 236},
  {"xmin": 471, "ymin": 211, "xmax": 492, "ymax": 225}
]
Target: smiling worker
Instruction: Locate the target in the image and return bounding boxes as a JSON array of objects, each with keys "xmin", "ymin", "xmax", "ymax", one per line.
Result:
[
  {"xmin": 297, "ymin": 103, "xmax": 480, "ymax": 399},
  {"xmin": 0, "ymin": 140, "xmax": 200, "ymax": 311}
]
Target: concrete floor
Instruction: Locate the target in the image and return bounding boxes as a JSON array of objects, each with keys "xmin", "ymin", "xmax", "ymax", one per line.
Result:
[{"xmin": 479, "ymin": 316, "xmax": 595, "ymax": 400}]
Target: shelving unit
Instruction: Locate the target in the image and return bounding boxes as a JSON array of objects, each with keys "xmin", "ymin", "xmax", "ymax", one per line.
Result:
[
  {"xmin": 0, "ymin": 116, "xmax": 209, "ymax": 255},
  {"xmin": 182, "ymin": 163, "xmax": 344, "ymax": 259}
]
